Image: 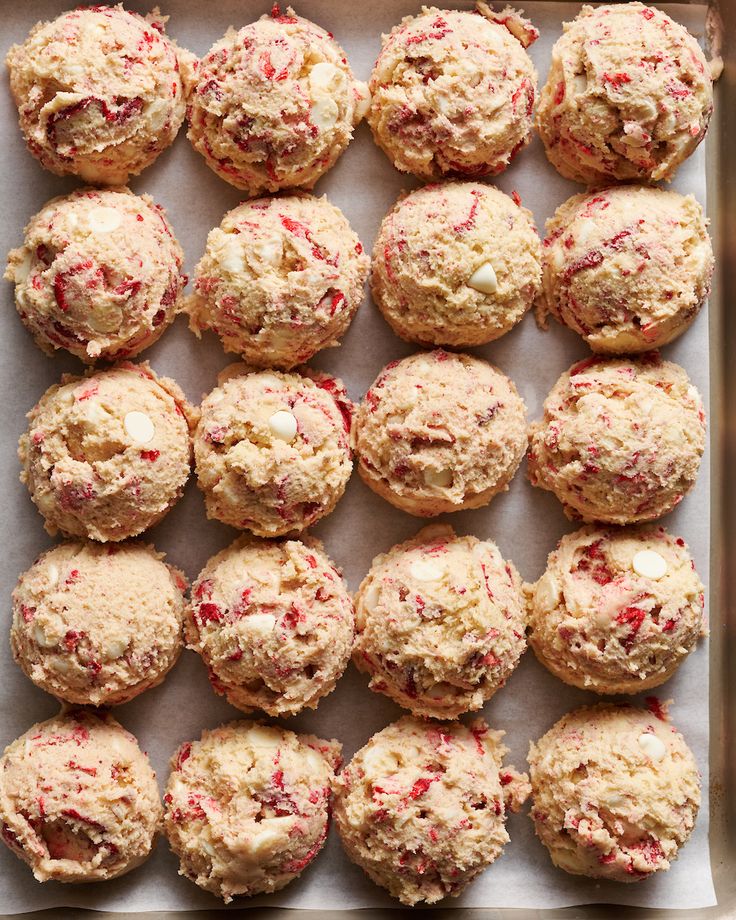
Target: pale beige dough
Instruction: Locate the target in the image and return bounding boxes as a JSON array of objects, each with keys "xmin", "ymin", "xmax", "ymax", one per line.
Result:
[
  {"xmin": 189, "ymin": 194, "xmax": 368, "ymax": 368},
  {"xmin": 163, "ymin": 720, "xmax": 341, "ymax": 902},
  {"xmin": 19, "ymin": 363, "xmax": 195, "ymax": 542},
  {"xmin": 0, "ymin": 709, "xmax": 161, "ymax": 883},
  {"xmin": 333, "ymin": 716, "xmax": 530, "ymax": 905},
  {"xmin": 5, "ymin": 187, "xmax": 186, "ymax": 362},
  {"xmin": 6, "ymin": 5, "xmax": 193, "ymax": 184},
  {"xmin": 368, "ymin": 3, "xmax": 538, "ymax": 181},
  {"xmin": 354, "ymin": 524, "xmax": 526, "ymax": 718},
  {"xmin": 536, "ymin": 3, "xmax": 714, "ymax": 184},
  {"xmin": 352, "ymin": 350, "xmax": 527, "ymax": 516},
  {"xmin": 194, "ymin": 364, "xmax": 353, "ymax": 536},
  {"xmin": 187, "ymin": 6, "xmax": 368, "ymax": 194},
  {"xmin": 528, "ymin": 703, "xmax": 700, "ymax": 881},
  {"xmin": 371, "ymin": 182, "xmax": 541, "ymax": 347},
  {"xmin": 528, "ymin": 354, "xmax": 705, "ymax": 524}
]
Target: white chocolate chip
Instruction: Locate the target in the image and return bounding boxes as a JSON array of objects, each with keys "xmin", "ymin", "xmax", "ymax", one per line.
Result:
[
  {"xmin": 34, "ymin": 625, "xmax": 56, "ymax": 649},
  {"xmin": 637, "ymin": 732, "xmax": 666, "ymax": 762},
  {"xmin": 252, "ymin": 236, "xmax": 283, "ymax": 266},
  {"xmin": 218, "ymin": 235, "xmax": 245, "ymax": 274},
  {"xmin": 242, "ymin": 613, "xmax": 276, "ymax": 636},
  {"xmin": 410, "ymin": 559, "xmax": 444, "ymax": 582},
  {"xmin": 311, "ymin": 95, "xmax": 339, "ymax": 131},
  {"xmin": 268, "ymin": 410, "xmax": 297, "ymax": 442},
  {"xmin": 123, "ymin": 411, "xmax": 155, "ymax": 444},
  {"xmin": 575, "ymin": 218, "xmax": 596, "ymax": 246},
  {"xmin": 535, "ymin": 571, "xmax": 561, "ymax": 611},
  {"xmin": 573, "ymin": 72, "xmax": 588, "ymax": 95},
  {"xmin": 604, "ymin": 793, "xmax": 626, "ymax": 809},
  {"xmin": 47, "ymin": 564, "xmax": 60, "ymax": 587},
  {"xmin": 106, "ymin": 638, "xmax": 128, "ymax": 659},
  {"xmin": 15, "ymin": 251, "xmax": 32, "ymax": 283},
  {"xmin": 467, "ymin": 261, "xmax": 498, "ymax": 294},
  {"xmin": 304, "ymin": 748, "xmax": 326, "ymax": 772},
  {"xmin": 362, "ymin": 583, "xmax": 381, "ymax": 613},
  {"xmin": 87, "ymin": 206, "xmax": 122, "ymax": 233},
  {"xmin": 309, "ymin": 61, "xmax": 345, "ymax": 92},
  {"xmin": 424, "ymin": 468, "xmax": 452, "ymax": 488},
  {"xmin": 53, "ymin": 657, "xmax": 71, "ymax": 673},
  {"xmin": 632, "ymin": 550, "xmax": 668, "ymax": 581},
  {"xmin": 201, "ymin": 840, "xmax": 216, "ymax": 857},
  {"xmin": 249, "ymin": 817, "xmax": 294, "ymax": 853},
  {"xmin": 246, "ymin": 726, "xmax": 282, "ymax": 751}
]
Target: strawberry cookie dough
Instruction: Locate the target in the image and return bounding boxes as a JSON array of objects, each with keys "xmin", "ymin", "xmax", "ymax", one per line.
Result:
[
  {"xmin": 19, "ymin": 363, "xmax": 195, "ymax": 542},
  {"xmin": 163, "ymin": 720, "xmax": 341, "ymax": 901},
  {"xmin": 352, "ymin": 351, "xmax": 527, "ymax": 516},
  {"xmin": 371, "ymin": 182, "xmax": 541, "ymax": 347},
  {"xmin": 6, "ymin": 5, "xmax": 193, "ymax": 184},
  {"xmin": 0, "ymin": 709, "xmax": 162, "ymax": 883},
  {"xmin": 354, "ymin": 525, "xmax": 526, "ymax": 718},
  {"xmin": 333, "ymin": 716, "xmax": 530, "ymax": 905},
  {"xmin": 528, "ymin": 354, "xmax": 705, "ymax": 524},
  {"xmin": 187, "ymin": 535, "xmax": 354, "ymax": 716},
  {"xmin": 528, "ymin": 703, "xmax": 700, "ymax": 881},
  {"xmin": 5, "ymin": 187, "xmax": 186, "ymax": 362},
  {"xmin": 187, "ymin": 6, "xmax": 368, "ymax": 194},
  {"xmin": 11, "ymin": 541, "xmax": 187, "ymax": 706},
  {"xmin": 367, "ymin": 3, "xmax": 538, "ymax": 180},
  {"xmin": 539, "ymin": 187, "xmax": 713, "ymax": 353},
  {"xmin": 526, "ymin": 524, "xmax": 705, "ymax": 694},
  {"xmin": 189, "ymin": 194, "xmax": 368, "ymax": 368},
  {"xmin": 536, "ymin": 4, "xmax": 715, "ymax": 185},
  {"xmin": 194, "ymin": 364, "xmax": 352, "ymax": 536}
]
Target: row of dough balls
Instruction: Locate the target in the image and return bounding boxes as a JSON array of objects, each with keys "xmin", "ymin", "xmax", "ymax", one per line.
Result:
[
  {"xmin": 5, "ymin": 181, "xmax": 714, "ymax": 365},
  {"xmin": 0, "ymin": 704, "xmax": 701, "ymax": 903},
  {"xmin": 6, "ymin": 3, "xmax": 717, "ymax": 191}
]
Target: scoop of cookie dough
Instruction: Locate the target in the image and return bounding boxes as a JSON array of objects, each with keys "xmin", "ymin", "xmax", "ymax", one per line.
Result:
[
  {"xmin": 12, "ymin": 541, "xmax": 187, "ymax": 706},
  {"xmin": 19, "ymin": 362, "xmax": 195, "ymax": 542},
  {"xmin": 5, "ymin": 187, "xmax": 186, "ymax": 362},
  {"xmin": 371, "ymin": 182, "xmax": 541, "ymax": 347},
  {"xmin": 367, "ymin": 3, "xmax": 538, "ymax": 180},
  {"xmin": 526, "ymin": 524, "xmax": 705, "ymax": 694},
  {"xmin": 187, "ymin": 6, "xmax": 368, "ymax": 194},
  {"xmin": 353, "ymin": 350, "xmax": 527, "ymax": 516},
  {"xmin": 538, "ymin": 187, "xmax": 713, "ymax": 353},
  {"xmin": 333, "ymin": 716, "xmax": 530, "ymax": 905},
  {"xmin": 528, "ymin": 703, "xmax": 700, "ymax": 881},
  {"xmin": 0, "ymin": 709, "xmax": 162, "ymax": 883},
  {"xmin": 194, "ymin": 364, "xmax": 353, "ymax": 536},
  {"xmin": 355, "ymin": 524, "xmax": 526, "ymax": 718},
  {"xmin": 6, "ymin": 5, "xmax": 193, "ymax": 184},
  {"xmin": 536, "ymin": 3, "xmax": 714, "ymax": 184},
  {"xmin": 528, "ymin": 354, "xmax": 705, "ymax": 524},
  {"xmin": 189, "ymin": 194, "xmax": 368, "ymax": 368},
  {"xmin": 164, "ymin": 720, "xmax": 341, "ymax": 902}
]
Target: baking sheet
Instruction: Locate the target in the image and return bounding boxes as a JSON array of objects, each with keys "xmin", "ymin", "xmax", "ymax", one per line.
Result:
[{"xmin": 0, "ymin": 0, "xmax": 716, "ymax": 912}]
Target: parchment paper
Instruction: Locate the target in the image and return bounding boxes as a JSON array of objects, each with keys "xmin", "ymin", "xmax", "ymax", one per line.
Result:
[{"xmin": 0, "ymin": 1, "xmax": 716, "ymax": 912}]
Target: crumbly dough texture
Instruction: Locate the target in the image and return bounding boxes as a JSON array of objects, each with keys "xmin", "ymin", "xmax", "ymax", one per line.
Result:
[
  {"xmin": 187, "ymin": 6, "xmax": 368, "ymax": 194},
  {"xmin": 528, "ymin": 703, "xmax": 700, "ymax": 881},
  {"xmin": 526, "ymin": 524, "xmax": 705, "ymax": 694},
  {"xmin": 538, "ymin": 186, "xmax": 713, "ymax": 353},
  {"xmin": 0, "ymin": 709, "xmax": 162, "ymax": 883},
  {"xmin": 367, "ymin": 4, "xmax": 538, "ymax": 180},
  {"xmin": 187, "ymin": 535, "xmax": 354, "ymax": 716},
  {"xmin": 5, "ymin": 187, "xmax": 186, "ymax": 362},
  {"xmin": 19, "ymin": 362, "xmax": 195, "ymax": 542},
  {"xmin": 536, "ymin": 3, "xmax": 714, "ymax": 184},
  {"xmin": 353, "ymin": 350, "xmax": 527, "ymax": 516},
  {"xmin": 163, "ymin": 720, "xmax": 341, "ymax": 902},
  {"xmin": 194, "ymin": 364, "xmax": 353, "ymax": 536},
  {"xmin": 6, "ymin": 5, "xmax": 193, "ymax": 184},
  {"xmin": 371, "ymin": 182, "xmax": 541, "ymax": 347},
  {"xmin": 528, "ymin": 354, "xmax": 705, "ymax": 524},
  {"xmin": 12, "ymin": 541, "xmax": 187, "ymax": 706},
  {"xmin": 333, "ymin": 716, "xmax": 530, "ymax": 905},
  {"xmin": 354, "ymin": 524, "xmax": 526, "ymax": 718},
  {"xmin": 189, "ymin": 194, "xmax": 368, "ymax": 368}
]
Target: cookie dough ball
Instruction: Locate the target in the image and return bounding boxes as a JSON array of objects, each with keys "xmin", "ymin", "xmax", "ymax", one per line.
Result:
[
  {"xmin": 368, "ymin": 4, "xmax": 538, "ymax": 181},
  {"xmin": 528, "ymin": 703, "xmax": 700, "ymax": 881},
  {"xmin": 528, "ymin": 354, "xmax": 705, "ymax": 524},
  {"xmin": 19, "ymin": 363, "xmax": 195, "ymax": 542},
  {"xmin": 536, "ymin": 4, "xmax": 714, "ymax": 185},
  {"xmin": 527, "ymin": 525, "xmax": 705, "ymax": 694},
  {"xmin": 6, "ymin": 6, "xmax": 193, "ymax": 184},
  {"xmin": 333, "ymin": 716, "xmax": 530, "ymax": 905},
  {"xmin": 371, "ymin": 182, "xmax": 541, "ymax": 347},
  {"xmin": 187, "ymin": 6, "xmax": 368, "ymax": 194},
  {"xmin": 353, "ymin": 351, "xmax": 527, "ymax": 516},
  {"xmin": 190, "ymin": 194, "xmax": 368, "ymax": 368},
  {"xmin": 194, "ymin": 365, "xmax": 352, "ymax": 536},
  {"xmin": 5, "ymin": 188, "xmax": 186, "ymax": 362},
  {"xmin": 164, "ymin": 721, "xmax": 341, "ymax": 902},
  {"xmin": 187, "ymin": 536, "xmax": 354, "ymax": 716},
  {"xmin": 11, "ymin": 541, "xmax": 187, "ymax": 706},
  {"xmin": 539, "ymin": 187, "xmax": 713, "ymax": 353},
  {"xmin": 0, "ymin": 709, "xmax": 161, "ymax": 883},
  {"xmin": 355, "ymin": 524, "xmax": 526, "ymax": 718}
]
